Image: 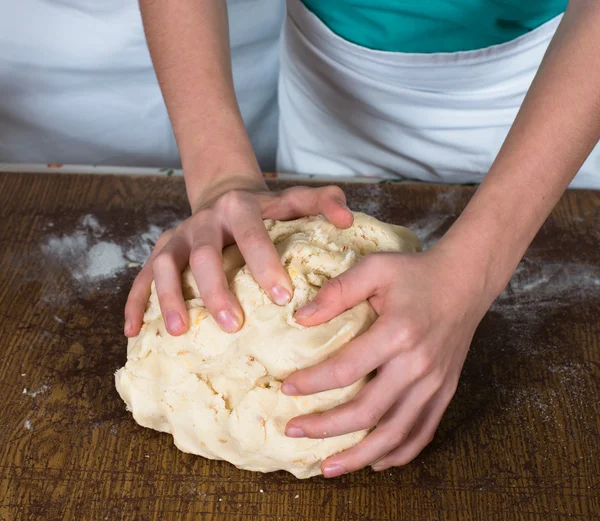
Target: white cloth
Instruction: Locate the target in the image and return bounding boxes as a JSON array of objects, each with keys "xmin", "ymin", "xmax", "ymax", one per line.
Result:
[
  {"xmin": 278, "ymin": 0, "xmax": 600, "ymax": 189},
  {"xmin": 0, "ymin": 0, "xmax": 283, "ymax": 171}
]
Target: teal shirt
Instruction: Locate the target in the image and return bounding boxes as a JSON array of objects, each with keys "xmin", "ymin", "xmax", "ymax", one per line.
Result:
[{"xmin": 301, "ymin": 0, "xmax": 567, "ymax": 53}]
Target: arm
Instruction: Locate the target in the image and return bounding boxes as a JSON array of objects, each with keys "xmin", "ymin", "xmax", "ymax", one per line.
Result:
[
  {"xmin": 139, "ymin": 0, "xmax": 262, "ymax": 207},
  {"xmin": 440, "ymin": 0, "xmax": 600, "ymax": 299},
  {"xmin": 125, "ymin": 1, "xmax": 353, "ymax": 337},
  {"xmin": 282, "ymin": 0, "xmax": 600, "ymax": 477}
]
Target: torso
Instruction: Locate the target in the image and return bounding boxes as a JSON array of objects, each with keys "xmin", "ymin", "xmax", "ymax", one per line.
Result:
[{"xmin": 301, "ymin": 0, "xmax": 567, "ymax": 53}]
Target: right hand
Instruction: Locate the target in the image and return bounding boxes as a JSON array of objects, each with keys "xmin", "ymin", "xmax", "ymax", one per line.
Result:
[{"xmin": 124, "ymin": 176, "xmax": 353, "ymax": 337}]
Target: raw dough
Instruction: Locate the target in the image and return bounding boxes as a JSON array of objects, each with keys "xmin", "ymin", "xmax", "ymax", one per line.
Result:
[{"xmin": 115, "ymin": 212, "xmax": 420, "ymax": 478}]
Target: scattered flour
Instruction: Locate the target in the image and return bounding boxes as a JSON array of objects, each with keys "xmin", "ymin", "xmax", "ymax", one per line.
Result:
[
  {"xmin": 125, "ymin": 224, "xmax": 164, "ymax": 264},
  {"xmin": 24, "ymin": 419, "xmax": 32, "ymax": 430},
  {"xmin": 42, "ymin": 214, "xmax": 178, "ymax": 285},
  {"xmin": 493, "ymin": 260, "xmax": 600, "ymax": 313},
  {"xmin": 496, "ymin": 385, "xmax": 554, "ymax": 422},
  {"xmin": 350, "ymin": 184, "xmax": 398, "ymax": 221},
  {"xmin": 404, "ymin": 214, "xmax": 451, "ymax": 249},
  {"xmin": 85, "ymin": 243, "xmax": 127, "ymax": 280},
  {"xmin": 80, "ymin": 214, "xmax": 105, "ymax": 237},
  {"xmin": 23, "ymin": 385, "xmax": 49, "ymax": 398}
]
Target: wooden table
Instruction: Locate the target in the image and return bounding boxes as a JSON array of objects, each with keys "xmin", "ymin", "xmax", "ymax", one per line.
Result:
[{"xmin": 0, "ymin": 173, "xmax": 599, "ymax": 521}]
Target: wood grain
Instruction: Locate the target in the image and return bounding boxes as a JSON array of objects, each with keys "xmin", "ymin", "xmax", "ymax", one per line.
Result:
[{"xmin": 0, "ymin": 173, "xmax": 598, "ymax": 521}]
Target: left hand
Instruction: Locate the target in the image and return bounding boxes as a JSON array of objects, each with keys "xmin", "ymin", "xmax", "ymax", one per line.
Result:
[{"xmin": 282, "ymin": 245, "xmax": 495, "ymax": 477}]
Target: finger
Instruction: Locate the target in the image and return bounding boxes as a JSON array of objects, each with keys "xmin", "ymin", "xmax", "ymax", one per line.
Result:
[
  {"xmin": 264, "ymin": 185, "xmax": 353, "ymax": 228},
  {"xmin": 319, "ymin": 379, "xmax": 436, "ymax": 478},
  {"xmin": 124, "ymin": 230, "xmax": 173, "ymax": 337},
  {"xmin": 370, "ymin": 390, "xmax": 450, "ymax": 471},
  {"xmin": 152, "ymin": 234, "xmax": 191, "ymax": 336},
  {"xmin": 282, "ymin": 318, "xmax": 398, "ymax": 396},
  {"xmin": 285, "ymin": 366, "xmax": 403, "ymax": 438},
  {"xmin": 227, "ymin": 200, "xmax": 294, "ymax": 306},
  {"xmin": 294, "ymin": 255, "xmax": 382, "ymax": 327},
  {"xmin": 124, "ymin": 265, "xmax": 154, "ymax": 337},
  {"xmin": 189, "ymin": 229, "xmax": 244, "ymax": 334}
]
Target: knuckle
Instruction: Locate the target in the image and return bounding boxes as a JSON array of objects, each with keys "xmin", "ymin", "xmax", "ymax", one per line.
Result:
[
  {"xmin": 275, "ymin": 187, "xmax": 294, "ymax": 204},
  {"xmin": 251, "ymin": 264, "xmax": 280, "ymax": 284},
  {"xmin": 280, "ymin": 186, "xmax": 314, "ymax": 212},
  {"xmin": 412, "ymin": 350, "xmax": 435, "ymax": 378},
  {"xmin": 332, "ymin": 361, "xmax": 358, "ymax": 388},
  {"xmin": 428, "ymin": 366, "xmax": 445, "ymax": 389},
  {"xmin": 191, "ymin": 208, "xmax": 212, "ymax": 223},
  {"xmin": 151, "ymin": 252, "xmax": 173, "ymax": 273},
  {"xmin": 189, "ymin": 245, "xmax": 217, "ymax": 269},
  {"xmin": 155, "ymin": 289, "xmax": 181, "ymax": 310},
  {"xmin": 356, "ymin": 401, "xmax": 384, "ymax": 429},
  {"xmin": 322, "ymin": 184, "xmax": 345, "ymax": 201},
  {"xmin": 243, "ymin": 229, "xmax": 266, "ymax": 247},
  {"xmin": 390, "ymin": 324, "xmax": 419, "ymax": 350},
  {"xmin": 322, "ymin": 277, "xmax": 344, "ymax": 301}
]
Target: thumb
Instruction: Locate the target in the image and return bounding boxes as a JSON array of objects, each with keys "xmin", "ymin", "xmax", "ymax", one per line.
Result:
[{"xmin": 294, "ymin": 257, "xmax": 380, "ymax": 326}]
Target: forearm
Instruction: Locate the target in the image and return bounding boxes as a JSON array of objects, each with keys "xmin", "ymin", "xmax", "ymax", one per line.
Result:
[
  {"xmin": 139, "ymin": 0, "xmax": 263, "ymax": 207},
  {"xmin": 439, "ymin": 0, "xmax": 600, "ymax": 300}
]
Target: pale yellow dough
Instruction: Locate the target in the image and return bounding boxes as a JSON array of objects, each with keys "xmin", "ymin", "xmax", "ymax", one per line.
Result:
[{"xmin": 115, "ymin": 212, "xmax": 420, "ymax": 478}]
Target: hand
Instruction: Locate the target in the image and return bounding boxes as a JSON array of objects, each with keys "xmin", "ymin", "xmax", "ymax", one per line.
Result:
[
  {"xmin": 124, "ymin": 174, "xmax": 353, "ymax": 337},
  {"xmin": 282, "ymin": 245, "xmax": 495, "ymax": 477}
]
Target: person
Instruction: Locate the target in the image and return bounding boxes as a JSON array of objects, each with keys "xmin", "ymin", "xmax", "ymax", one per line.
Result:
[{"xmin": 125, "ymin": 0, "xmax": 600, "ymax": 478}]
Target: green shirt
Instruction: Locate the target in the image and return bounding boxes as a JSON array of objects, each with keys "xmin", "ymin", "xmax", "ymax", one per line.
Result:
[{"xmin": 301, "ymin": 0, "xmax": 567, "ymax": 53}]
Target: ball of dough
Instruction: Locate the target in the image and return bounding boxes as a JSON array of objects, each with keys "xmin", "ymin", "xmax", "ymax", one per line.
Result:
[{"xmin": 115, "ymin": 212, "xmax": 420, "ymax": 478}]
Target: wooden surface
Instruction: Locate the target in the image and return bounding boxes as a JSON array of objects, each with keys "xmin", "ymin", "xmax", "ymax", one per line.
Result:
[{"xmin": 0, "ymin": 173, "xmax": 599, "ymax": 521}]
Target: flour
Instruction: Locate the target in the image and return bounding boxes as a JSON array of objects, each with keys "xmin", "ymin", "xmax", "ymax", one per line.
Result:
[
  {"xmin": 24, "ymin": 419, "xmax": 32, "ymax": 430},
  {"xmin": 42, "ymin": 214, "xmax": 178, "ymax": 285},
  {"xmin": 350, "ymin": 184, "xmax": 398, "ymax": 221},
  {"xmin": 404, "ymin": 214, "xmax": 451, "ymax": 249},
  {"xmin": 125, "ymin": 224, "xmax": 164, "ymax": 265},
  {"xmin": 85, "ymin": 243, "xmax": 127, "ymax": 280},
  {"xmin": 80, "ymin": 214, "xmax": 105, "ymax": 237},
  {"xmin": 493, "ymin": 260, "xmax": 600, "ymax": 312},
  {"xmin": 44, "ymin": 232, "xmax": 88, "ymax": 261},
  {"xmin": 23, "ymin": 385, "xmax": 49, "ymax": 398}
]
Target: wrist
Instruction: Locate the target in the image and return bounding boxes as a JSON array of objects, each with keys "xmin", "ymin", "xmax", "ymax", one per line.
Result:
[
  {"xmin": 176, "ymin": 111, "xmax": 264, "ymax": 210},
  {"xmin": 434, "ymin": 212, "xmax": 528, "ymax": 303},
  {"xmin": 426, "ymin": 239, "xmax": 501, "ymax": 315},
  {"xmin": 185, "ymin": 168, "xmax": 267, "ymax": 214}
]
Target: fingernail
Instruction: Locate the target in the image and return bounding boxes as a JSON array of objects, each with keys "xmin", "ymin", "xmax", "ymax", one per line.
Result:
[
  {"xmin": 322, "ymin": 463, "xmax": 346, "ymax": 478},
  {"xmin": 371, "ymin": 464, "xmax": 386, "ymax": 472},
  {"xmin": 124, "ymin": 317, "xmax": 132, "ymax": 336},
  {"xmin": 295, "ymin": 301, "xmax": 318, "ymax": 319},
  {"xmin": 281, "ymin": 383, "xmax": 298, "ymax": 395},
  {"xmin": 217, "ymin": 309, "xmax": 240, "ymax": 333},
  {"xmin": 285, "ymin": 425, "xmax": 304, "ymax": 438},
  {"xmin": 166, "ymin": 311, "xmax": 183, "ymax": 333},
  {"xmin": 271, "ymin": 285, "xmax": 291, "ymax": 306},
  {"xmin": 337, "ymin": 200, "xmax": 350, "ymax": 211}
]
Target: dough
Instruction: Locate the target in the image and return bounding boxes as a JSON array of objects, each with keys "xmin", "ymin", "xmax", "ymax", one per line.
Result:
[{"xmin": 115, "ymin": 213, "xmax": 420, "ymax": 478}]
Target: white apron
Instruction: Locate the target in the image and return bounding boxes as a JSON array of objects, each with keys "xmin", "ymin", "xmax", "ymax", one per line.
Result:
[
  {"xmin": 278, "ymin": 0, "xmax": 600, "ymax": 189},
  {"xmin": 0, "ymin": 0, "xmax": 283, "ymax": 171}
]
